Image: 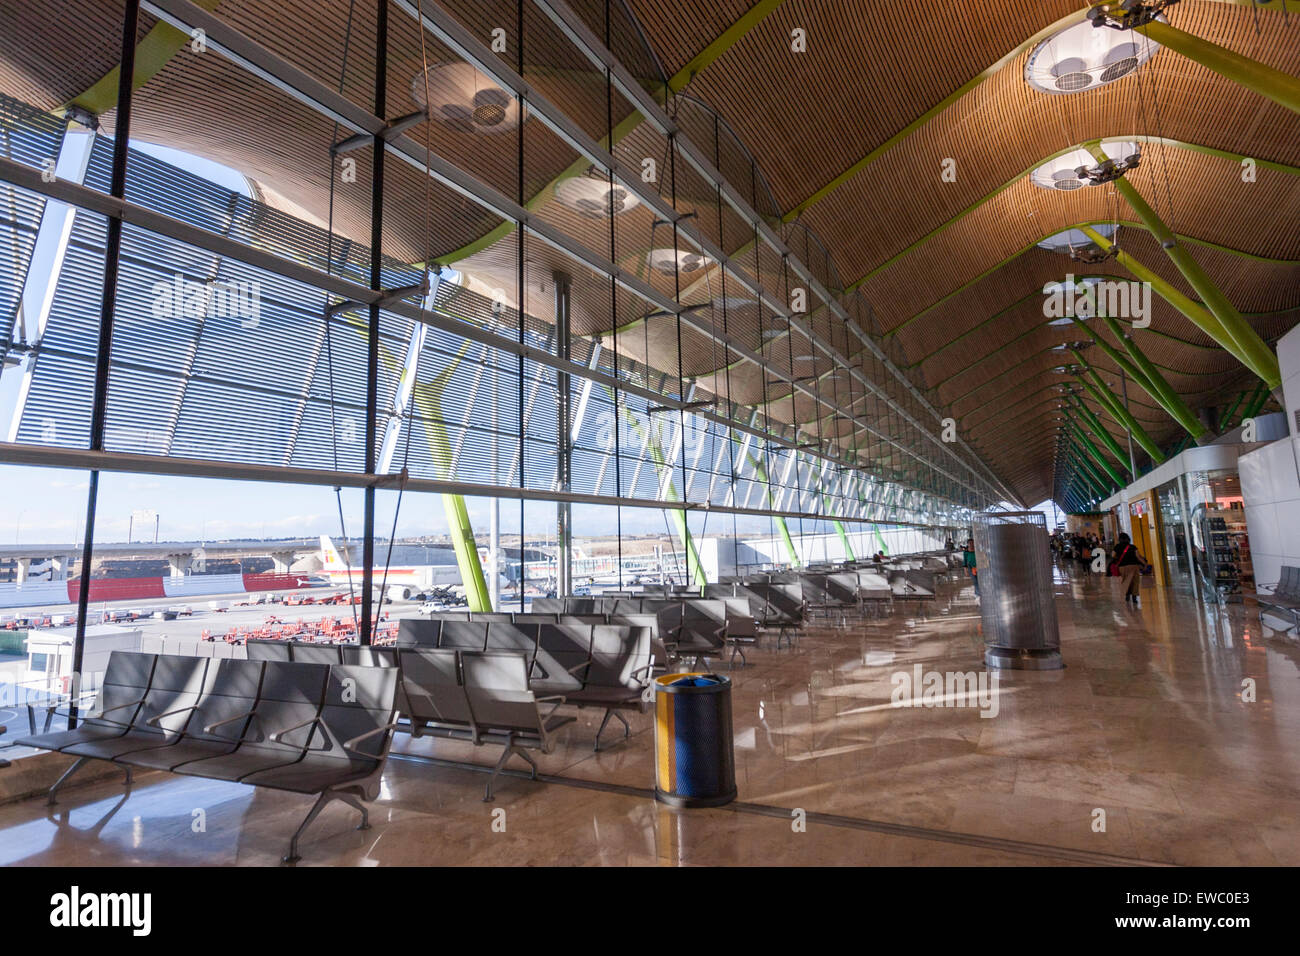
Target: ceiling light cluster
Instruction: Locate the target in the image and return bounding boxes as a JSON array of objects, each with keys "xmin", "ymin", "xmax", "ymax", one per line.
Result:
[
  {"xmin": 1024, "ymin": 16, "xmax": 1164, "ymax": 95},
  {"xmin": 1086, "ymin": 1, "xmax": 1181, "ymax": 31},
  {"xmin": 647, "ymin": 248, "xmax": 712, "ymax": 276},
  {"xmin": 412, "ymin": 62, "xmax": 519, "ymax": 135},
  {"xmin": 554, "ymin": 167, "xmax": 641, "ymax": 219},
  {"xmin": 1029, "ymin": 143, "xmax": 1140, "ymax": 192}
]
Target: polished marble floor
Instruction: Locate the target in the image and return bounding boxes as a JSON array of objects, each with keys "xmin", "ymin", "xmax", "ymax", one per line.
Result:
[{"xmin": 2, "ymin": 561, "xmax": 1298, "ymax": 866}]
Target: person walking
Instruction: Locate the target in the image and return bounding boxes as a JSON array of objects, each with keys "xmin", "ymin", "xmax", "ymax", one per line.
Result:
[
  {"xmin": 963, "ymin": 538, "xmax": 978, "ymax": 597},
  {"xmin": 1109, "ymin": 532, "xmax": 1146, "ymax": 607}
]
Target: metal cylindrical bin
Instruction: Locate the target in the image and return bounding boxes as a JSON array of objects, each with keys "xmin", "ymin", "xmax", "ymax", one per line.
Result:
[
  {"xmin": 654, "ymin": 673, "xmax": 736, "ymax": 808},
  {"xmin": 973, "ymin": 510, "xmax": 1063, "ymax": 670}
]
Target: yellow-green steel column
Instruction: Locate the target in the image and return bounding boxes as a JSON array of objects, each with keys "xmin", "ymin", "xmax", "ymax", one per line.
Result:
[{"xmin": 1080, "ymin": 157, "xmax": 1280, "ymax": 390}]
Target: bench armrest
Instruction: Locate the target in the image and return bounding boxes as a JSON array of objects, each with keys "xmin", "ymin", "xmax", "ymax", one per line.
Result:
[
  {"xmin": 205, "ymin": 709, "xmax": 257, "ymax": 734},
  {"xmin": 343, "ymin": 722, "xmax": 398, "ymax": 759},
  {"xmin": 99, "ymin": 696, "xmax": 148, "ymax": 716},
  {"xmin": 536, "ymin": 694, "xmax": 567, "ymax": 719},
  {"xmin": 269, "ymin": 715, "xmax": 322, "ymax": 744},
  {"xmin": 631, "ymin": 663, "xmax": 656, "ymax": 682},
  {"xmin": 146, "ymin": 704, "xmax": 200, "ymax": 727}
]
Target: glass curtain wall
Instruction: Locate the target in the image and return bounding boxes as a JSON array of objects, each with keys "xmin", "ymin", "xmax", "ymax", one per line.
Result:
[{"xmin": 0, "ymin": 0, "xmax": 1004, "ymax": 701}]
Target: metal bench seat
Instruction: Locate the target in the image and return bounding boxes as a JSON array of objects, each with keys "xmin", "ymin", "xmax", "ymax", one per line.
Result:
[
  {"xmin": 17, "ymin": 651, "xmax": 400, "ymax": 864},
  {"xmin": 396, "ymin": 648, "xmax": 573, "ymax": 799}
]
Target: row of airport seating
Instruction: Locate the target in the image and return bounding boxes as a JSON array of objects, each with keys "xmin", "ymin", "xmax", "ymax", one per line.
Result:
[
  {"xmin": 398, "ymin": 619, "xmax": 655, "ymax": 752},
  {"xmin": 16, "ymin": 651, "xmax": 400, "ymax": 863},
  {"xmin": 524, "ymin": 597, "xmax": 758, "ymax": 665},
  {"xmin": 245, "ymin": 639, "xmax": 398, "ymax": 667},
  {"xmin": 140, "ymin": 635, "xmax": 243, "ymax": 658},
  {"xmin": 250, "ymin": 621, "xmax": 657, "ymax": 755}
]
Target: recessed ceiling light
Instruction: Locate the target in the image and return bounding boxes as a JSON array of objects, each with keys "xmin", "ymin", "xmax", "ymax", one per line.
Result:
[
  {"xmin": 412, "ymin": 62, "xmax": 520, "ymax": 135},
  {"xmin": 1026, "ymin": 19, "xmax": 1162, "ymax": 96},
  {"xmin": 1030, "ymin": 143, "xmax": 1140, "ymax": 192},
  {"xmin": 555, "ymin": 169, "xmax": 641, "ymax": 219},
  {"xmin": 647, "ymin": 248, "xmax": 712, "ymax": 276}
]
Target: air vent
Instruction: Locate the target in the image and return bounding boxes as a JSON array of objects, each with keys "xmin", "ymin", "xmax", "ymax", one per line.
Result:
[
  {"xmin": 1100, "ymin": 57, "xmax": 1138, "ymax": 83},
  {"xmin": 1054, "ymin": 72, "xmax": 1092, "ymax": 92}
]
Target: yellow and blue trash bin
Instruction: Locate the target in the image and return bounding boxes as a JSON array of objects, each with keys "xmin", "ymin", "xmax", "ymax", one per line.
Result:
[{"xmin": 653, "ymin": 673, "xmax": 736, "ymax": 808}]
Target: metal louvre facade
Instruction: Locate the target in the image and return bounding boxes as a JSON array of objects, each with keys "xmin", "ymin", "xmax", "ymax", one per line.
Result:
[
  {"xmin": 0, "ymin": 0, "xmax": 1020, "ymax": 626},
  {"xmin": 1, "ymin": 97, "xmax": 977, "ymax": 528}
]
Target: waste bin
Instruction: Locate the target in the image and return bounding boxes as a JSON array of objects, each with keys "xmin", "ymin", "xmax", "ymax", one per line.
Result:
[{"xmin": 653, "ymin": 672, "xmax": 736, "ymax": 808}]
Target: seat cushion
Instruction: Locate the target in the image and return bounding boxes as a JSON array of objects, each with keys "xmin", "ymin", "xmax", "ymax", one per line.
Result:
[
  {"xmin": 15, "ymin": 722, "xmax": 129, "ymax": 753},
  {"xmin": 62, "ymin": 728, "xmax": 176, "ymax": 761},
  {"xmin": 241, "ymin": 756, "xmax": 372, "ymax": 794},
  {"xmin": 123, "ymin": 737, "xmax": 240, "ymax": 772},
  {"xmin": 172, "ymin": 746, "xmax": 305, "ymax": 782},
  {"xmin": 566, "ymin": 686, "xmax": 639, "ymax": 706}
]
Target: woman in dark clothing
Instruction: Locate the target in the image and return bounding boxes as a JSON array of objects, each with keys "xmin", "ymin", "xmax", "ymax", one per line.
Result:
[{"xmin": 1109, "ymin": 532, "xmax": 1146, "ymax": 607}]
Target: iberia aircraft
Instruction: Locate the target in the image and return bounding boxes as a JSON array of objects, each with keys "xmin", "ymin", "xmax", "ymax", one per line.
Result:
[{"xmin": 318, "ymin": 535, "xmax": 465, "ymax": 599}]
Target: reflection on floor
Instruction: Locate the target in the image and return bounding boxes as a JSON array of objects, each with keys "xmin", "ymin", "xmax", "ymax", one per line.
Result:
[{"xmin": 2, "ymin": 561, "xmax": 1298, "ymax": 866}]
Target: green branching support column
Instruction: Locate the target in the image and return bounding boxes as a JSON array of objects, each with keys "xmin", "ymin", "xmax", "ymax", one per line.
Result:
[
  {"xmin": 1136, "ymin": 18, "xmax": 1300, "ymax": 118},
  {"xmin": 1078, "ymin": 174, "xmax": 1280, "ymax": 392},
  {"xmin": 621, "ymin": 403, "xmax": 707, "ymax": 591},
  {"xmin": 833, "ymin": 516, "xmax": 856, "ymax": 562},
  {"xmin": 407, "ymin": 349, "xmax": 493, "ymax": 613},
  {"xmin": 1067, "ymin": 420, "xmax": 1125, "ymax": 488},
  {"xmin": 1066, "ymin": 392, "xmax": 1133, "ymax": 475},
  {"xmin": 358, "ymin": 318, "xmax": 492, "ymax": 612},
  {"xmin": 808, "ymin": 458, "xmax": 855, "ymax": 560},
  {"xmin": 1067, "ymin": 437, "xmax": 1111, "ymax": 499},
  {"xmin": 745, "ymin": 449, "xmax": 801, "ymax": 568},
  {"xmin": 1072, "ymin": 357, "xmax": 1166, "ymax": 464},
  {"xmin": 1071, "ymin": 314, "xmax": 1212, "ymax": 443},
  {"xmin": 1077, "ymin": 226, "xmax": 1262, "ymax": 384}
]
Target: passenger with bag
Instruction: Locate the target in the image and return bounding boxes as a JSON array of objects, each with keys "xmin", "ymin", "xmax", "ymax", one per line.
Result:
[{"xmin": 1108, "ymin": 532, "xmax": 1146, "ymax": 608}]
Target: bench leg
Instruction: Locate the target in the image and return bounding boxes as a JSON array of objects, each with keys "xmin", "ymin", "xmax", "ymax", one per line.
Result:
[
  {"xmin": 485, "ymin": 738, "xmax": 529, "ymax": 802},
  {"xmin": 593, "ymin": 709, "xmax": 631, "ymax": 753},
  {"xmin": 283, "ymin": 791, "xmax": 331, "ymax": 864},
  {"xmin": 593, "ymin": 710, "xmax": 614, "ymax": 752},
  {"xmin": 336, "ymin": 791, "xmax": 370, "ymax": 831},
  {"xmin": 47, "ymin": 756, "xmax": 90, "ymax": 807},
  {"xmin": 282, "ymin": 790, "xmax": 370, "ymax": 863}
]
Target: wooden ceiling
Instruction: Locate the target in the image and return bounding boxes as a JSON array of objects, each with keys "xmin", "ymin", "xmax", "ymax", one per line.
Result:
[
  {"xmin": 3, "ymin": 0, "xmax": 1298, "ymax": 507},
  {"xmin": 625, "ymin": 0, "xmax": 1300, "ymax": 505}
]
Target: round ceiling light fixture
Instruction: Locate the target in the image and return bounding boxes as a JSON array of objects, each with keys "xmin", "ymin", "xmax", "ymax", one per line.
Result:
[
  {"xmin": 554, "ymin": 168, "xmax": 640, "ymax": 219},
  {"xmin": 647, "ymin": 248, "xmax": 712, "ymax": 276},
  {"xmin": 1030, "ymin": 143, "xmax": 1140, "ymax": 192},
  {"xmin": 1025, "ymin": 16, "xmax": 1163, "ymax": 95},
  {"xmin": 412, "ymin": 62, "xmax": 519, "ymax": 135}
]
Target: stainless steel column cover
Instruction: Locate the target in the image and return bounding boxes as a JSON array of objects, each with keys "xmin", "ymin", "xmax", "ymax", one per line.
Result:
[{"xmin": 973, "ymin": 511, "xmax": 1063, "ymax": 669}]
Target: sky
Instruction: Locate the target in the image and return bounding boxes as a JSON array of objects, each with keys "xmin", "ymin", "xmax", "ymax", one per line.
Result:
[{"xmin": 1, "ymin": 140, "xmax": 1054, "ymax": 546}]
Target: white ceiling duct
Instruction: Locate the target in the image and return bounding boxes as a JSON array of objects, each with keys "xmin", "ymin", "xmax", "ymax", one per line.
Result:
[
  {"xmin": 412, "ymin": 61, "xmax": 519, "ymax": 135},
  {"xmin": 646, "ymin": 248, "xmax": 712, "ymax": 276},
  {"xmin": 1029, "ymin": 142, "xmax": 1140, "ymax": 192},
  {"xmin": 1025, "ymin": 18, "xmax": 1163, "ymax": 95},
  {"xmin": 554, "ymin": 170, "xmax": 641, "ymax": 218}
]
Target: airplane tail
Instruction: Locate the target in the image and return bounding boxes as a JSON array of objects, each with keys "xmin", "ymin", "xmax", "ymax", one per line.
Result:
[{"xmin": 319, "ymin": 535, "xmax": 347, "ymax": 570}]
